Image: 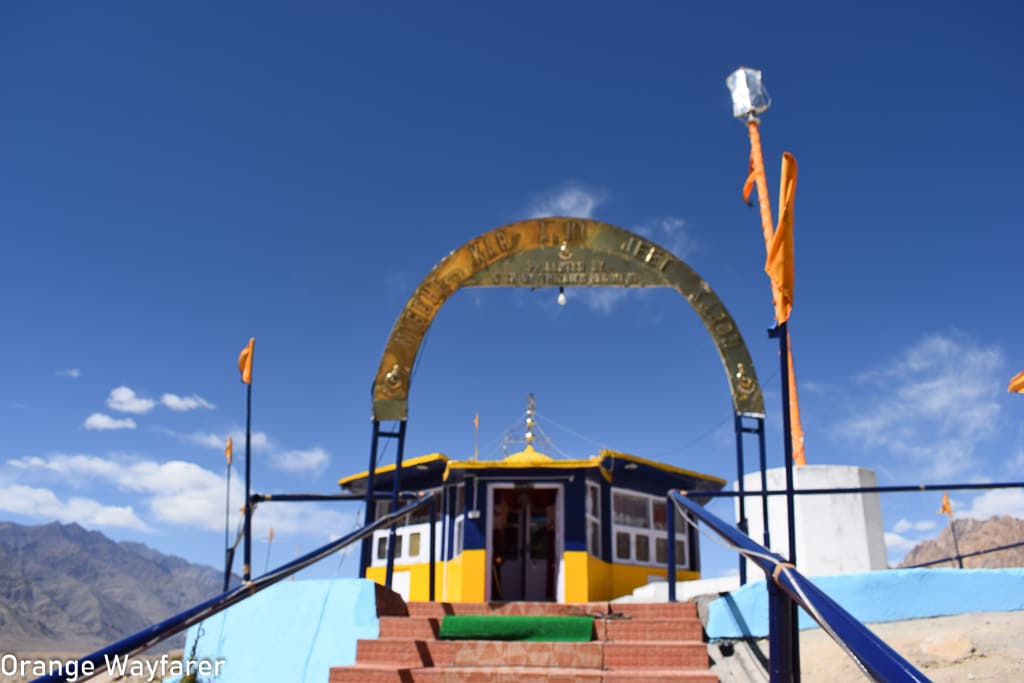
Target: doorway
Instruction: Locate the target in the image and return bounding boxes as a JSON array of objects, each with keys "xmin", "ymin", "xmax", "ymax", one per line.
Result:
[{"xmin": 489, "ymin": 486, "xmax": 561, "ymax": 601}]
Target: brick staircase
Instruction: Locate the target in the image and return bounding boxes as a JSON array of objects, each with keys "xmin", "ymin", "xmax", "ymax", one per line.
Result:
[{"xmin": 329, "ymin": 601, "xmax": 715, "ymax": 682}]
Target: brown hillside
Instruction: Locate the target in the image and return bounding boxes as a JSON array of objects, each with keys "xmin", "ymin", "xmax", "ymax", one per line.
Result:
[{"xmin": 898, "ymin": 515, "xmax": 1024, "ymax": 569}]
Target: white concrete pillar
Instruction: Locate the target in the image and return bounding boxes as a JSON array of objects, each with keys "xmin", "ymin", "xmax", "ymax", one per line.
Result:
[{"xmin": 736, "ymin": 465, "xmax": 888, "ymax": 578}]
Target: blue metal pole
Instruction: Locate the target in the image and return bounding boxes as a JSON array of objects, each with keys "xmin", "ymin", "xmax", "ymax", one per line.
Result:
[
  {"xmin": 757, "ymin": 416, "xmax": 771, "ymax": 549},
  {"xmin": 360, "ymin": 420, "xmax": 381, "ymax": 579},
  {"xmin": 385, "ymin": 420, "xmax": 408, "ymax": 590},
  {"xmin": 768, "ymin": 578, "xmax": 794, "ymax": 682},
  {"xmin": 243, "ymin": 382, "xmax": 253, "ymax": 581},
  {"xmin": 667, "ymin": 493, "xmax": 677, "ymax": 602},
  {"xmin": 429, "ymin": 495, "xmax": 437, "ymax": 602},
  {"xmin": 734, "ymin": 412, "xmax": 748, "ymax": 585},
  {"xmin": 771, "ymin": 321, "xmax": 801, "ymax": 681}
]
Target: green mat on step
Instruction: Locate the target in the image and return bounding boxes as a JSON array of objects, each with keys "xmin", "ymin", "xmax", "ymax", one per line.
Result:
[{"xmin": 438, "ymin": 615, "xmax": 594, "ymax": 641}]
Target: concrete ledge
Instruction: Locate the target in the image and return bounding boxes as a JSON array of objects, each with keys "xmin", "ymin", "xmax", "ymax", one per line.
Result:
[
  {"xmin": 706, "ymin": 568, "xmax": 1024, "ymax": 639},
  {"xmin": 171, "ymin": 578, "xmax": 382, "ymax": 682}
]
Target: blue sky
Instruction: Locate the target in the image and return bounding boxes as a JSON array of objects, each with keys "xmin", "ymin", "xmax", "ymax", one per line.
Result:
[{"xmin": 1, "ymin": 2, "xmax": 1022, "ymax": 582}]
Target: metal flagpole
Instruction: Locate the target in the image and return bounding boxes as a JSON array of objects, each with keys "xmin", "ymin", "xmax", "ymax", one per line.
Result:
[
  {"xmin": 727, "ymin": 67, "xmax": 801, "ymax": 680},
  {"xmin": 243, "ymin": 379, "xmax": 253, "ymax": 581},
  {"xmin": 237, "ymin": 337, "xmax": 255, "ymax": 582},
  {"xmin": 223, "ymin": 437, "xmax": 233, "ymax": 591}
]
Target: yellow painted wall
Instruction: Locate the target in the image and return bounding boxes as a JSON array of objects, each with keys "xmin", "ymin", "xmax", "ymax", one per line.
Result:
[
  {"xmin": 369, "ymin": 549, "xmax": 698, "ymax": 602},
  {"xmin": 561, "ymin": 551, "xmax": 700, "ymax": 601}
]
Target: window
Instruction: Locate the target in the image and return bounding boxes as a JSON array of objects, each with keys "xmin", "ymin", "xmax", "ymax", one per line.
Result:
[
  {"xmin": 373, "ymin": 533, "xmax": 403, "ymax": 562},
  {"xmin": 635, "ymin": 535, "xmax": 650, "ymax": 562},
  {"xmin": 610, "ymin": 488, "xmax": 690, "ymax": 569},
  {"xmin": 612, "ymin": 491, "xmax": 650, "ymax": 527},
  {"xmin": 408, "ymin": 492, "xmax": 441, "ymax": 525},
  {"xmin": 616, "ymin": 532, "xmax": 631, "ymax": 560},
  {"xmin": 393, "ymin": 534, "xmax": 403, "ymax": 558},
  {"xmin": 586, "ymin": 482, "xmax": 602, "ymax": 557},
  {"xmin": 408, "ymin": 532, "xmax": 421, "ymax": 557}
]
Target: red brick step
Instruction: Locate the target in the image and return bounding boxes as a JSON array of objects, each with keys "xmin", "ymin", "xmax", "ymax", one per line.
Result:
[{"xmin": 329, "ymin": 600, "xmax": 713, "ymax": 683}]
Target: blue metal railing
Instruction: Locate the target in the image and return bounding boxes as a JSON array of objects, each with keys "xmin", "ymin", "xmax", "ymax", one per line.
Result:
[
  {"xmin": 667, "ymin": 490, "xmax": 930, "ymax": 683},
  {"xmin": 31, "ymin": 493, "xmax": 434, "ymax": 683}
]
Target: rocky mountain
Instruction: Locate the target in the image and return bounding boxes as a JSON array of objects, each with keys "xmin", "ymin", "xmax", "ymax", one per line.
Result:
[
  {"xmin": 0, "ymin": 520, "xmax": 229, "ymax": 651},
  {"xmin": 898, "ymin": 515, "xmax": 1024, "ymax": 569}
]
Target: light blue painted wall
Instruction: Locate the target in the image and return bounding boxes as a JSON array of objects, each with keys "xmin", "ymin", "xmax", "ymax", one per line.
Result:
[
  {"xmin": 167, "ymin": 578, "xmax": 380, "ymax": 682},
  {"xmin": 706, "ymin": 568, "xmax": 1024, "ymax": 639}
]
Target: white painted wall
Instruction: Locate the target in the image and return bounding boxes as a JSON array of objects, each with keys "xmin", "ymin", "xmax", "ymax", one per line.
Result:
[{"xmin": 736, "ymin": 465, "xmax": 888, "ymax": 577}]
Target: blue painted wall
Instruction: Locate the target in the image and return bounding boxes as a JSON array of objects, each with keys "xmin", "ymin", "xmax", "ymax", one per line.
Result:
[
  {"xmin": 707, "ymin": 568, "xmax": 1024, "ymax": 639},
  {"xmin": 167, "ymin": 578, "xmax": 380, "ymax": 682}
]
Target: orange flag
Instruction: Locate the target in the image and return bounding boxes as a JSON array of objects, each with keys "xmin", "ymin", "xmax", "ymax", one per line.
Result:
[
  {"xmin": 938, "ymin": 492, "xmax": 953, "ymax": 518},
  {"xmin": 742, "ymin": 153, "xmax": 756, "ymax": 206},
  {"xmin": 225, "ymin": 436, "xmax": 233, "ymax": 466},
  {"xmin": 473, "ymin": 413, "xmax": 479, "ymax": 429},
  {"xmin": 765, "ymin": 153, "xmax": 797, "ymax": 324},
  {"xmin": 1009, "ymin": 370, "xmax": 1024, "ymax": 394},
  {"xmin": 238, "ymin": 338, "xmax": 255, "ymax": 385},
  {"xmin": 268, "ymin": 527, "xmax": 275, "ymax": 543},
  {"xmin": 787, "ymin": 343, "xmax": 806, "ymax": 467}
]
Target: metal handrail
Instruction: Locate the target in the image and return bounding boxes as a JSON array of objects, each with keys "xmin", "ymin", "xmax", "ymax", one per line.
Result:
[
  {"xmin": 31, "ymin": 494, "xmax": 434, "ymax": 683},
  {"xmin": 668, "ymin": 490, "xmax": 929, "ymax": 683}
]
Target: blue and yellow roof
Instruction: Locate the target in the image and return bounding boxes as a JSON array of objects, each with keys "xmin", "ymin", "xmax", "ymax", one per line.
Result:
[{"xmin": 338, "ymin": 446, "xmax": 725, "ymax": 499}]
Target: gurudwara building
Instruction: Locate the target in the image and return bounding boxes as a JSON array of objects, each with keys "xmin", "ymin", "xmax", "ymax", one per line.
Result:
[{"xmin": 339, "ymin": 408, "xmax": 724, "ymax": 603}]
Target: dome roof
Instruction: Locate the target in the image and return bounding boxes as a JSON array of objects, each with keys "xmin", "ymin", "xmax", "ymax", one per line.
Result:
[{"xmin": 502, "ymin": 444, "xmax": 553, "ymax": 465}]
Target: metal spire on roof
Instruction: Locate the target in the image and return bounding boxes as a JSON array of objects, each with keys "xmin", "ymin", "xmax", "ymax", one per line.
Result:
[{"xmin": 525, "ymin": 393, "xmax": 536, "ymax": 448}]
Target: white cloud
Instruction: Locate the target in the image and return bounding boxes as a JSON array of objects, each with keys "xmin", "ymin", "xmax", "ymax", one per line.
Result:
[
  {"xmin": 635, "ymin": 217, "xmax": 695, "ymax": 259},
  {"xmin": 107, "ymin": 386, "xmax": 156, "ymax": 414},
  {"xmin": 161, "ymin": 428, "xmax": 270, "ymax": 451},
  {"xmin": 580, "ymin": 289, "xmax": 633, "ymax": 314},
  {"xmin": 161, "ymin": 393, "xmax": 216, "ymax": 412},
  {"xmin": 8, "ymin": 453, "xmax": 351, "ymax": 539},
  {"xmin": 960, "ymin": 488, "xmax": 1024, "ymax": 520},
  {"xmin": 0, "ymin": 484, "xmax": 150, "ymax": 531},
  {"xmin": 801, "ymin": 381, "xmax": 831, "ymax": 395},
  {"xmin": 56, "ymin": 368, "xmax": 81, "ymax": 378},
  {"xmin": 884, "ymin": 531, "xmax": 917, "ymax": 554},
  {"xmin": 892, "ymin": 518, "xmax": 937, "ymax": 534},
  {"xmin": 527, "ymin": 184, "xmax": 604, "ymax": 219},
  {"xmin": 83, "ymin": 413, "xmax": 137, "ymax": 431},
  {"xmin": 1013, "ymin": 450, "xmax": 1024, "ymax": 469},
  {"xmin": 833, "ymin": 334, "xmax": 1004, "ymax": 479},
  {"xmin": 272, "ymin": 448, "xmax": 330, "ymax": 473}
]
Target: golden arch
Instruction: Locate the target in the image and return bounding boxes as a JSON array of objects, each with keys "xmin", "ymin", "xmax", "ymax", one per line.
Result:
[{"xmin": 373, "ymin": 217, "xmax": 764, "ymax": 421}]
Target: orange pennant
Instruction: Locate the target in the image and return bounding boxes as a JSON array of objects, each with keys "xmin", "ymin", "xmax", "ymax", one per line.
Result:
[
  {"xmin": 938, "ymin": 492, "xmax": 953, "ymax": 517},
  {"xmin": 225, "ymin": 436, "xmax": 233, "ymax": 466},
  {"xmin": 765, "ymin": 153, "xmax": 797, "ymax": 324},
  {"xmin": 787, "ymin": 341, "xmax": 806, "ymax": 467},
  {"xmin": 1009, "ymin": 370, "xmax": 1024, "ymax": 394},
  {"xmin": 742, "ymin": 154, "xmax": 756, "ymax": 206},
  {"xmin": 238, "ymin": 338, "xmax": 255, "ymax": 385}
]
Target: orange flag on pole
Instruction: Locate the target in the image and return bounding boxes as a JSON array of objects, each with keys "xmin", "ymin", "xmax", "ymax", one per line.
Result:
[
  {"xmin": 1009, "ymin": 370, "xmax": 1024, "ymax": 394},
  {"xmin": 765, "ymin": 153, "xmax": 797, "ymax": 324},
  {"xmin": 787, "ymin": 344, "xmax": 806, "ymax": 467},
  {"xmin": 238, "ymin": 338, "xmax": 255, "ymax": 385},
  {"xmin": 225, "ymin": 436, "xmax": 233, "ymax": 466},
  {"xmin": 742, "ymin": 153, "xmax": 757, "ymax": 206},
  {"xmin": 938, "ymin": 492, "xmax": 953, "ymax": 518}
]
